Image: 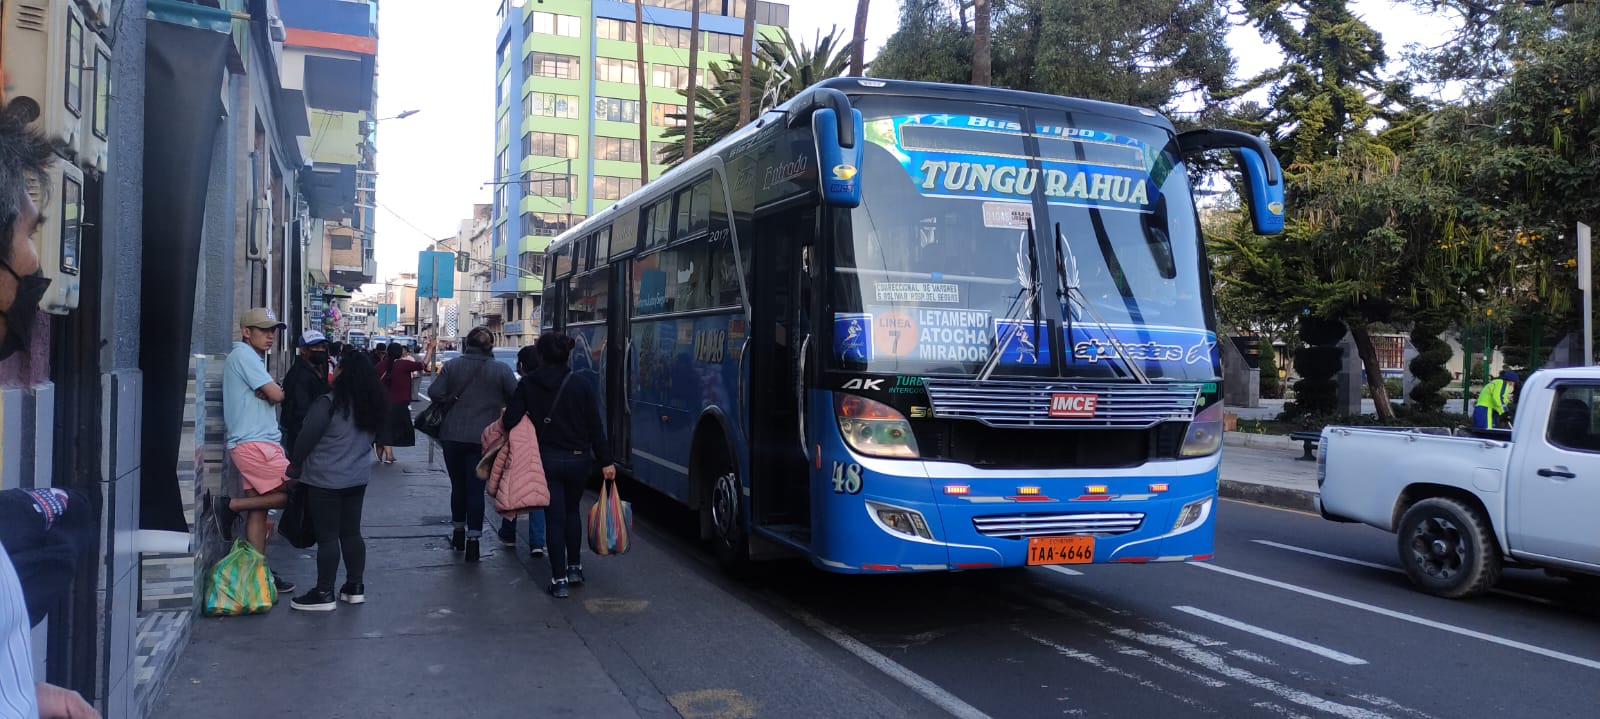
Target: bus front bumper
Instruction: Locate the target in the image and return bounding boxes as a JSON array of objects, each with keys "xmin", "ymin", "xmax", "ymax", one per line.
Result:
[{"xmin": 809, "ymin": 453, "xmax": 1220, "ymax": 574}]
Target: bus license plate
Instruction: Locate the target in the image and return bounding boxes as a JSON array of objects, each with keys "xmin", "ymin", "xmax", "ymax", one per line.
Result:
[{"xmin": 1026, "ymin": 536, "xmax": 1095, "ymax": 565}]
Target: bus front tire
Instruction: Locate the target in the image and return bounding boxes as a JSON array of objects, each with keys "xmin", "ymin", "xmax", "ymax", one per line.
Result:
[{"xmin": 707, "ymin": 458, "xmax": 749, "ymax": 569}]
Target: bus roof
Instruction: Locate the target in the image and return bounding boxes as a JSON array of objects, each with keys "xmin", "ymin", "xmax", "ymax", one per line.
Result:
[{"xmin": 544, "ymin": 77, "xmax": 1177, "ymax": 257}]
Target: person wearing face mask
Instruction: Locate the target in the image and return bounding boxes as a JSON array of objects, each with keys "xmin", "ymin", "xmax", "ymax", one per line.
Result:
[
  {"xmin": 0, "ymin": 100, "xmax": 102, "ymax": 717},
  {"xmin": 280, "ymin": 330, "xmax": 333, "ymax": 468}
]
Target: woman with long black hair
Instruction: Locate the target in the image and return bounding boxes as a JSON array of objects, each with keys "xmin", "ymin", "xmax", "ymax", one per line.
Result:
[
  {"xmin": 287, "ymin": 350, "xmax": 389, "ymax": 611},
  {"xmin": 503, "ymin": 332, "xmax": 614, "ymax": 598}
]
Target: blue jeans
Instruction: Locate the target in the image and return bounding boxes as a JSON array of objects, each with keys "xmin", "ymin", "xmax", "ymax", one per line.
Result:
[{"xmin": 499, "ymin": 509, "xmax": 546, "ymax": 548}]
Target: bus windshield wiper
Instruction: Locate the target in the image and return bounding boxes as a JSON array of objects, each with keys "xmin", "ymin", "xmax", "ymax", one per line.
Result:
[
  {"xmin": 977, "ymin": 226, "xmax": 1042, "ymax": 383},
  {"xmin": 1056, "ymin": 223, "xmax": 1151, "ymax": 384}
]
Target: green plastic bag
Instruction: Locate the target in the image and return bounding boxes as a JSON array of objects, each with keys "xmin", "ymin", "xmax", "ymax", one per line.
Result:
[{"xmin": 203, "ymin": 540, "xmax": 277, "ymax": 616}]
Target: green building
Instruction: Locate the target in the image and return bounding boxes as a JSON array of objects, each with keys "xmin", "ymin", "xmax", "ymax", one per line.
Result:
[{"xmin": 490, "ymin": 0, "xmax": 790, "ymax": 347}]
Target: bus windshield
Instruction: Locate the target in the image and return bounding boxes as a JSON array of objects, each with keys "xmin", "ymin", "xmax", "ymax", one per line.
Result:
[{"xmin": 830, "ymin": 96, "xmax": 1217, "ymax": 381}]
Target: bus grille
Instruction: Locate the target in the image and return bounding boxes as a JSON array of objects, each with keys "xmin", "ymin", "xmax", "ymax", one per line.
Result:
[
  {"xmin": 923, "ymin": 379, "xmax": 1203, "ymax": 429},
  {"xmin": 972, "ymin": 512, "xmax": 1145, "ymax": 538}
]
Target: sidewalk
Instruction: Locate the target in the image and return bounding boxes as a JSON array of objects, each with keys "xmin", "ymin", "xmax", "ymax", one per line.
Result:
[
  {"xmin": 1218, "ymin": 431, "xmax": 1320, "ymax": 513},
  {"xmin": 152, "ymin": 440, "xmax": 642, "ymax": 718},
  {"xmin": 150, "ymin": 425, "xmax": 1322, "ymax": 716}
]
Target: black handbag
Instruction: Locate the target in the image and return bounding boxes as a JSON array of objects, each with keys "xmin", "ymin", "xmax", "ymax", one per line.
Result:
[
  {"xmin": 276, "ymin": 483, "xmax": 315, "ymax": 549},
  {"xmin": 414, "ymin": 359, "xmax": 487, "ymax": 438}
]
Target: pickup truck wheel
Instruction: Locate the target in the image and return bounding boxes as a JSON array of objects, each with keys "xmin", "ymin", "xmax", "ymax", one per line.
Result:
[{"xmin": 1397, "ymin": 497, "xmax": 1502, "ymax": 599}]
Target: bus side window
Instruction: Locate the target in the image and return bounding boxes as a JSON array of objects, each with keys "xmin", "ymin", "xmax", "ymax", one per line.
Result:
[{"xmin": 710, "ymin": 233, "xmax": 739, "ymax": 307}]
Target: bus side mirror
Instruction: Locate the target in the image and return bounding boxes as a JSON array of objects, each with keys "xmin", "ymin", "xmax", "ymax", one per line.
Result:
[
  {"xmin": 1176, "ymin": 129, "xmax": 1285, "ymax": 236},
  {"xmin": 1233, "ymin": 146, "xmax": 1285, "ymax": 235},
  {"xmin": 812, "ymin": 107, "xmax": 864, "ymax": 208}
]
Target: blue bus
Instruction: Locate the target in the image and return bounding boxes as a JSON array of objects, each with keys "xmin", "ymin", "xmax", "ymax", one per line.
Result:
[{"xmin": 541, "ymin": 78, "xmax": 1284, "ymax": 572}]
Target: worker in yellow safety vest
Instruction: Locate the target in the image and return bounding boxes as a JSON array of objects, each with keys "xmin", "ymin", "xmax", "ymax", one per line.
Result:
[{"xmin": 1473, "ymin": 370, "xmax": 1519, "ymax": 429}]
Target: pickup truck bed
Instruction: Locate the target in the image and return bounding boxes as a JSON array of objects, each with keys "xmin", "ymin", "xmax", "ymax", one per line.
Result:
[{"xmin": 1318, "ymin": 427, "xmax": 1511, "ymax": 532}]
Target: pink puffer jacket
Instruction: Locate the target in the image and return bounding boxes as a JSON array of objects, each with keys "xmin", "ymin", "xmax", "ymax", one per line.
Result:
[{"xmin": 479, "ymin": 414, "xmax": 550, "ymax": 518}]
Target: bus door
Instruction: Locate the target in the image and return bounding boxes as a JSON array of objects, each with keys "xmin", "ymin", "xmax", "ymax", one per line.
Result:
[
  {"xmin": 748, "ymin": 204, "xmax": 815, "ymax": 540},
  {"xmin": 608, "ymin": 257, "xmax": 632, "ymax": 469}
]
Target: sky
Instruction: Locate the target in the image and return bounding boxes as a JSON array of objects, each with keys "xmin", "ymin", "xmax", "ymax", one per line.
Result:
[{"xmin": 369, "ymin": 0, "xmax": 1452, "ymax": 291}]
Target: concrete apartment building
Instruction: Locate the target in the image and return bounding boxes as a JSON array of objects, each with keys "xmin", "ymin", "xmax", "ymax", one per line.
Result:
[{"xmin": 491, "ymin": 0, "xmax": 789, "ymax": 347}]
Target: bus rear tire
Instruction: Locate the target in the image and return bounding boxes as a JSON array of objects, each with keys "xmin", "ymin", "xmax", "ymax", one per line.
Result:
[{"xmin": 705, "ymin": 450, "xmax": 749, "ymax": 570}]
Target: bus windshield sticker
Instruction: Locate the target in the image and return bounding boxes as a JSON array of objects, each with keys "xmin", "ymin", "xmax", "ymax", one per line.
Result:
[
  {"xmin": 834, "ymin": 313, "xmax": 874, "ymax": 362},
  {"xmin": 1066, "ymin": 325, "xmax": 1219, "ymax": 371},
  {"xmin": 875, "ymin": 282, "xmax": 960, "ymax": 303},
  {"xmin": 995, "ymin": 319, "xmax": 1050, "ymax": 366},
  {"xmin": 982, "ymin": 202, "xmax": 1034, "ymax": 229},
  {"xmin": 865, "ymin": 115, "xmax": 1160, "ymax": 214},
  {"xmin": 869, "ymin": 307, "xmax": 991, "ymax": 363}
]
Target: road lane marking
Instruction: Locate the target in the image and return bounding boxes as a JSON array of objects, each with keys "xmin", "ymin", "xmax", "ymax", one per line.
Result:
[
  {"xmin": 1106, "ymin": 639, "xmax": 1230, "ymax": 688},
  {"xmin": 1041, "ymin": 565, "xmax": 1084, "ymax": 576},
  {"xmin": 1017, "ymin": 593, "xmax": 1394, "ymax": 719},
  {"xmin": 1193, "ymin": 562, "xmax": 1600, "ymax": 671},
  {"xmin": 1019, "ymin": 630, "xmax": 1216, "ymax": 712},
  {"xmin": 788, "ymin": 608, "xmax": 993, "ymax": 719},
  {"xmin": 1172, "ymin": 605, "xmax": 1368, "ymax": 665},
  {"xmin": 1251, "ymin": 539, "xmax": 1559, "ymax": 607}
]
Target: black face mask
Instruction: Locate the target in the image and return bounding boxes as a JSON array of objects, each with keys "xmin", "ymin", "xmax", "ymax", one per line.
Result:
[
  {"xmin": 308, "ymin": 350, "xmax": 330, "ymax": 365},
  {"xmin": 0, "ymin": 260, "xmax": 50, "ymax": 362}
]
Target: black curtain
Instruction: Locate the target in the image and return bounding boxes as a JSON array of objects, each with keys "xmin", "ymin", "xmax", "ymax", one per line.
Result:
[{"xmin": 137, "ymin": 21, "xmax": 231, "ymax": 533}]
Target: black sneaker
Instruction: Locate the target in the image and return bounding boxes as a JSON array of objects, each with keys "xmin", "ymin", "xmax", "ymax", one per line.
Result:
[
  {"xmin": 465, "ymin": 538, "xmax": 480, "ymax": 563},
  {"xmin": 529, "ymin": 546, "xmax": 547, "ymax": 559},
  {"xmin": 497, "ymin": 523, "xmax": 518, "ymax": 547},
  {"xmin": 289, "ymin": 589, "xmax": 336, "ymax": 612},
  {"xmin": 548, "ymin": 578, "xmax": 569, "ymax": 599},
  {"xmin": 339, "ymin": 583, "xmax": 365, "ymax": 605},
  {"xmin": 211, "ymin": 495, "xmax": 239, "ymax": 543},
  {"xmin": 566, "ymin": 565, "xmax": 584, "ymax": 586},
  {"xmin": 272, "ymin": 573, "xmax": 296, "ymax": 594}
]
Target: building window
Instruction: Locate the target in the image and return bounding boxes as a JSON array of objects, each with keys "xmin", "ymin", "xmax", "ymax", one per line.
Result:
[
  {"xmin": 519, "ymin": 251, "xmax": 546, "ymax": 276},
  {"xmin": 651, "ymin": 102, "xmax": 687, "ymax": 128},
  {"xmin": 524, "ymin": 132, "xmax": 579, "ymax": 158},
  {"xmin": 703, "ymin": 31, "xmax": 743, "ymax": 56},
  {"xmin": 528, "ymin": 11, "xmax": 580, "ymax": 37},
  {"xmin": 650, "ymin": 64, "xmax": 704, "ymax": 91},
  {"xmin": 496, "ymin": 151, "xmax": 509, "ymax": 182},
  {"xmin": 652, "ymin": 141, "xmax": 674, "ymax": 165},
  {"xmin": 593, "ymin": 175, "xmax": 643, "ymax": 201},
  {"xmin": 527, "ymin": 52, "xmax": 580, "ymax": 80},
  {"xmin": 593, "ymin": 97, "xmax": 639, "ymax": 123},
  {"xmin": 497, "ymin": 39, "xmax": 510, "ymax": 71},
  {"xmin": 596, "ymin": 18, "xmax": 638, "ymax": 42},
  {"xmin": 526, "ymin": 172, "xmax": 574, "ymax": 199},
  {"xmin": 527, "ymin": 93, "xmax": 579, "ymax": 119},
  {"xmin": 651, "ymin": 24, "xmax": 691, "ymax": 49},
  {"xmin": 524, "ymin": 212, "xmax": 573, "ymax": 237},
  {"xmin": 728, "ymin": 0, "xmax": 789, "ymax": 25},
  {"xmin": 499, "ymin": 73, "xmax": 512, "ymax": 110},
  {"xmin": 497, "ymin": 111, "xmax": 510, "ymax": 146},
  {"xmin": 643, "ymin": 0, "xmax": 692, "ymax": 10},
  {"xmin": 596, "ymin": 58, "xmax": 639, "ymax": 84},
  {"xmin": 593, "ymin": 136, "xmax": 641, "ymax": 163}
]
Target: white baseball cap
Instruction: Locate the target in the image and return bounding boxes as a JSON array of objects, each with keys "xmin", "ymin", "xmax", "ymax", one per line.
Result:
[{"xmin": 298, "ymin": 330, "xmax": 328, "ymax": 347}]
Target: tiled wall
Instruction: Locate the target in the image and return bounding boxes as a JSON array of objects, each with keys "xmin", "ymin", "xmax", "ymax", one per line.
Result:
[{"xmin": 131, "ymin": 356, "xmax": 224, "ymax": 718}]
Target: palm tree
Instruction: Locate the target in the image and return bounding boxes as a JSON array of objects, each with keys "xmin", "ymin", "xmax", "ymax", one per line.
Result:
[
  {"xmin": 685, "ymin": 0, "xmax": 702, "ymax": 159},
  {"xmin": 657, "ymin": 28, "xmax": 853, "ymax": 167},
  {"xmin": 973, "ymin": 0, "xmax": 992, "ymax": 86},
  {"xmin": 634, "ymin": 3, "xmax": 651, "ymax": 184},
  {"xmin": 738, "ymin": 0, "xmax": 757, "ymax": 125},
  {"xmin": 851, "ymin": 0, "xmax": 870, "ymax": 76}
]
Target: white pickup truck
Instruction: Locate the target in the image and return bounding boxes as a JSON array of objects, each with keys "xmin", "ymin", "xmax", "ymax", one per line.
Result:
[{"xmin": 1316, "ymin": 367, "xmax": 1600, "ymax": 598}]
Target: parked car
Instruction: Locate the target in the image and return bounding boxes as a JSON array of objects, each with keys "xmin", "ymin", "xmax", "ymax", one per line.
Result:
[
  {"xmin": 492, "ymin": 347, "xmax": 519, "ymax": 378},
  {"xmin": 1317, "ymin": 367, "xmax": 1600, "ymax": 598}
]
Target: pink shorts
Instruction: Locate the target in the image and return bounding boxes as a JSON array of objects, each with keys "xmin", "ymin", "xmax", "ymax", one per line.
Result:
[{"xmin": 231, "ymin": 441, "xmax": 290, "ymax": 494}]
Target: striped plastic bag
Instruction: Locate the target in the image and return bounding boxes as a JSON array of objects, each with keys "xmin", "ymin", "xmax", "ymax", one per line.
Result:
[
  {"xmin": 203, "ymin": 540, "xmax": 277, "ymax": 616},
  {"xmin": 587, "ymin": 478, "xmax": 632, "ymax": 556}
]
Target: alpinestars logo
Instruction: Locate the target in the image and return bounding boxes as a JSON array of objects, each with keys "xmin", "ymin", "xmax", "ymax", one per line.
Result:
[{"xmin": 842, "ymin": 378, "xmax": 885, "ymax": 391}]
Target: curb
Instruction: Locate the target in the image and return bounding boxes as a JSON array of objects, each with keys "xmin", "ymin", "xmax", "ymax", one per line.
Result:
[{"xmin": 1219, "ymin": 479, "xmax": 1318, "ymax": 514}]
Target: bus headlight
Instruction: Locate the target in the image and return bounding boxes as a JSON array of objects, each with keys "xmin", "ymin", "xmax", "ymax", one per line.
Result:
[
  {"xmin": 1179, "ymin": 402, "xmax": 1224, "ymax": 457},
  {"xmin": 1173, "ymin": 497, "xmax": 1211, "ymax": 531},
  {"xmin": 835, "ymin": 393, "xmax": 920, "ymax": 459},
  {"xmin": 866, "ymin": 500, "xmax": 933, "ymax": 540}
]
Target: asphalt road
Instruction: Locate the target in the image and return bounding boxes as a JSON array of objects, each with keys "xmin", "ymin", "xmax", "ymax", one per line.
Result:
[{"xmin": 608, "ymin": 487, "xmax": 1600, "ymax": 719}]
